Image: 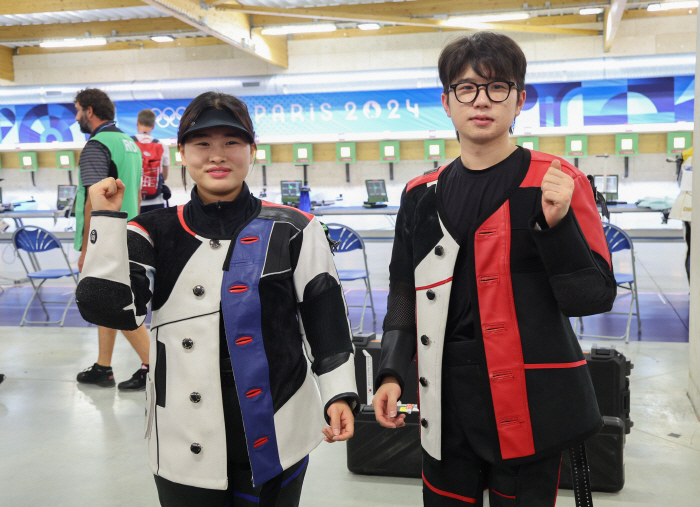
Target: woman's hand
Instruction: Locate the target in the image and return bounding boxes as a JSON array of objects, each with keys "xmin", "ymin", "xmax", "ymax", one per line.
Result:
[
  {"xmin": 323, "ymin": 400, "xmax": 355, "ymax": 443},
  {"xmin": 89, "ymin": 177, "xmax": 125, "ymax": 212}
]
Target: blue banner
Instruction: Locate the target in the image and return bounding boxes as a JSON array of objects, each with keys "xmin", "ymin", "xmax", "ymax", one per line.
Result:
[{"xmin": 0, "ymin": 75, "xmax": 694, "ymax": 145}]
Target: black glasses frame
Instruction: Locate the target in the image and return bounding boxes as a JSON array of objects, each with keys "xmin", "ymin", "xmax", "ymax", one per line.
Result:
[{"xmin": 449, "ymin": 81, "xmax": 518, "ymax": 104}]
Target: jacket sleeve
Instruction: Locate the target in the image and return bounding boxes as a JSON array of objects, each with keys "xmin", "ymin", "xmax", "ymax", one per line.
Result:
[
  {"xmin": 529, "ymin": 172, "xmax": 617, "ymax": 317},
  {"xmin": 291, "ymin": 217, "xmax": 360, "ymax": 422},
  {"xmin": 75, "ymin": 210, "xmax": 155, "ymax": 331},
  {"xmin": 375, "ymin": 187, "xmax": 418, "ymax": 394}
]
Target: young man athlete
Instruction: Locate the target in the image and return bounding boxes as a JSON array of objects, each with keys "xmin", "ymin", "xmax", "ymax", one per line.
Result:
[{"xmin": 373, "ymin": 32, "xmax": 617, "ymax": 506}]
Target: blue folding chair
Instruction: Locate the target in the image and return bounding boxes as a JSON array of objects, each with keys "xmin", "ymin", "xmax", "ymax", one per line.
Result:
[
  {"xmin": 325, "ymin": 223, "xmax": 376, "ymax": 333},
  {"xmin": 11, "ymin": 226, "xmax": 79, "ymax": 327},
  {"xmin": 575, "ymin": 223, "xmax": 641, "ymax": 343}
]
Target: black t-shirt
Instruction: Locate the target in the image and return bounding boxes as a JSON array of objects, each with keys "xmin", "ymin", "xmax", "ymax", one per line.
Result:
[{"xmin": 439, "ymin": 147, "xmax": 525, "ymax": 342}]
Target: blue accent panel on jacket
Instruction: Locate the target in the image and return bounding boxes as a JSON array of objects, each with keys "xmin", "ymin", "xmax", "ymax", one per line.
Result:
[{"xmin": 221, "ymin": 218, "xmax": 282, "ymax": 487}]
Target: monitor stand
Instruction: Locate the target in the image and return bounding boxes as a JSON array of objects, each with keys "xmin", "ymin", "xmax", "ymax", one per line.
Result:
[{"xmin": 363, "ymin": 201, "xmax": 388, "ymax": 208}]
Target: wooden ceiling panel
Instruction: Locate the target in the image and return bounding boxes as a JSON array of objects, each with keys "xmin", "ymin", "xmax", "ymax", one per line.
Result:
[{"xmin": 0, "ymin": 0, "xmax": 143, "ymax": 16}]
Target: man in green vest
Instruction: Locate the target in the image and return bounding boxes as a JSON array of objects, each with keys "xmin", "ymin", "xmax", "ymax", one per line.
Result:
[{"xmin": 73, "ymin": 88, "xmax": 150, "ymax": 391}]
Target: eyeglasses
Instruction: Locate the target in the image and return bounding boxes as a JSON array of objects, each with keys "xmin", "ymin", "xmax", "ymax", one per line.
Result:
[{"xmin": 449, "ymin": 81, "xmax": 518, "ymax": 104}]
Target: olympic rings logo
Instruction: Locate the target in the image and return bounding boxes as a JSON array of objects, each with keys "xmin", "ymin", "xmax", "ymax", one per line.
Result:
[{"xmin": 152, "ymin": 107, "xmax": 186, "ymax": 129}]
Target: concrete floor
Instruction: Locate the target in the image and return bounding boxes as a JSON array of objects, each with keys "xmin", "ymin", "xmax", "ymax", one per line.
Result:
[{"xmin": 1, "ymin": 241, "xmax": 698, "ymax": 506}]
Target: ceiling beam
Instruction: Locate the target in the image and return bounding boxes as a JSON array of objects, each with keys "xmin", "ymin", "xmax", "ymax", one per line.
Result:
[
  {"xmin": 204, "ymin": 0, "xmax": 238, "ymax": 6},
  {"xmin": 0, "ymin": 44, "xmax": 14, "ymax": 81},
  {"xmin": 223, "ymin": 0, "xmax": 591, "ymax": 18},
  {"xmin": 0, "ymin": 0, "xmax": 143, "ymax": 16},
  {"xmin": 141, "ymin": 0, "xmax": 287, "ymax": 68},
  {"xmin": 604, "ymin": 0, "xmax": 628, "ymax": 52},
  {"xmin": 16, "ymin": 35, "xmax": 225, "ymax": 55},
  {"xmin": 0, "ymin": 17, "xmax": 193, "ymax": 42},
  {"xmin": 221, "ymin": 5, "xmax": 600, "ymax": 36}
]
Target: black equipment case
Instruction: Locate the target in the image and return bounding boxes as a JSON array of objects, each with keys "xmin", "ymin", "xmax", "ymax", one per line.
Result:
[
  {"xmin": 585, "ymin": 347, "xmax": 633, "ymax": 434},
  {"xmin": 560, "ymin": 416, "xmax": 626, "ymax": 492}
]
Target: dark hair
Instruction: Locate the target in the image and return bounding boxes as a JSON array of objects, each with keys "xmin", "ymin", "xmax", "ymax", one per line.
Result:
[
  {"xmin": 137, "ymin": 109, "xmax": 156, "ymax": 128},
  {"xmin": 438, "ymin": 32, "xmax": 527, "ymax": 96},
  {"xmin": 178, "ymin": 92, "xmax": 256, "ymax": 187},
  {"xmin": 74, "ymin": 88, "xmax": 115, "ymax": 121}
]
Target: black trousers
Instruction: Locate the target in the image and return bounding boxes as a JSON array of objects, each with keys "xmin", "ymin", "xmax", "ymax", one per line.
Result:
[
  {"xmin": 423, "ymin": 341, "xmax": 562, "ymax": 506},
  {"xmin": 154, "ymin": 455, "xmax": 308, "ymax": 507}
]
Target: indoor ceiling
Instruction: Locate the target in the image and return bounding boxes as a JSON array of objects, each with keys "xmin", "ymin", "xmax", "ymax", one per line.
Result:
[{"xmin": 0, "ymin": 0, "xmax": 696, "ymax": 82}]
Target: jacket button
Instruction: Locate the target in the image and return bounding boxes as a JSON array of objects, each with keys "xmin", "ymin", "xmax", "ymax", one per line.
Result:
[
  {"xmin": 420, "ymin": 335, "xmax": 430, "ymax": 346},
  {"xmin": 426, "ymin": 290, "xmax": 435, "ymax": 300},
  {"xmin": 420, "ymin": 377, "xmax": 429, "ymax": 387},
  {"xmin": 434, "ymin": 245, "xmax": 444, "ymax": 256},
  {"xmin": 190, "ymin": 443, "xmax": 202, "ymax": 454},
  {"xmin": 210, "ymin": 239, "xmax": 221, "ymax": 249},
  {"xmin": 193, "ymin": 285, "xmax": 205, "ymax": 297},
  {"xmin": 182, "ymin": 338, "xmax": 194, "ymax": 349},
  {"xmin": 190, "ymin": 392, "xmax": 201, "ymax": 403},
  {"xmin": 421, "ymin": 418, "xmax": 428, "ymax": 428}
]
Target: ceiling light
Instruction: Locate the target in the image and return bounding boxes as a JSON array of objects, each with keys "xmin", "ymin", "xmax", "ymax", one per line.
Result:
[
  {"xmin": 40, "ymin": 38, "xmax": 107, "ymax": 48},
  {"xmin": 357, "ymin": 23, "xmax": 381, "ymax": 30},
  {"xmin": 151, "ymin": 35, "xmax": 174, "ymax": 42},
  {"xmin": 443, "ymin": 12, "xmax": 530, "ymax": 27},
  {"xmin": 261, "ymin": 24, "xmax": 337, "ymax": 35},
  {"xmin": 648, "ymin": 1, "xmax": 698, "ymax": 11},
  {"xmin": 579, "ymin": 7, "xmax": 605, "ymax": 15}
]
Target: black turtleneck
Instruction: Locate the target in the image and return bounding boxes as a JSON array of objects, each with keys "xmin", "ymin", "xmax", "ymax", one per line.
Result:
[{"xmin": 182, "ymin": 182, "xmax": 258, "ymax": 239}]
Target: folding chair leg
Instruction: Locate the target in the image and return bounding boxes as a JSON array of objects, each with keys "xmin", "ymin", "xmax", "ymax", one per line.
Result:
[
  {"xmin": 59, "ymin": 291, "xmax": 76, "ymax": 327},
  {"xmin": 357, "ymin": 286, "xmax": 369, "ymax": 333},
  {"xmin": 624, "ymin": 292, "xmax": 635, "ymax": 344},
  {"xmin": 34, "ymin": 283, "xmax": 51, "ymax": 320},
  {"xmin": 365, "ymin": 276, "xmax": 376, "ymax": 323},
  {"xmin": 633, "ymin": 284, "xmax": 642, "ymax": 334}
]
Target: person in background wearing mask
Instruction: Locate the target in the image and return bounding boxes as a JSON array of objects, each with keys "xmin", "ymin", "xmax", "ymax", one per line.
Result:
[{"xmin": 73, "ymin": 88, "xmax": 151, "ymax": 392}]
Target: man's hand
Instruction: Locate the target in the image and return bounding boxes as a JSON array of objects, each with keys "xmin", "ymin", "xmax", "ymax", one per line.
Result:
[
  {"xmin": 373, "ymin": 377, "xmax": 406, "ymax": 429},
  {"xmin": 90, "ymin": 177, "xmax": 125, "ymax": 212},
  {"xmin": 323, "ymin": 400, "xmax": 354, "ymax": 443},
  {"xmin": 78, "ymin": 250, "xmax": 86, "ymax": 273},
  {"xmin": 541, "ymin": 159, "xmax": 575, "ymax": 228}
]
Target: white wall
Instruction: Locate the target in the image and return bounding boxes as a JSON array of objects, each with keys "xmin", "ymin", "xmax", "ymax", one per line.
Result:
[{"xmin": 4, "ymin": 14, "xmax": 697, "ymax": 86}]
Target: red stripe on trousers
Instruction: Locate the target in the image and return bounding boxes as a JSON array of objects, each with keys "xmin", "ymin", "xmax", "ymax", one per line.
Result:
[{"xmin": 422, "ymin": 472, "xmax": 476, "ymax": 504}]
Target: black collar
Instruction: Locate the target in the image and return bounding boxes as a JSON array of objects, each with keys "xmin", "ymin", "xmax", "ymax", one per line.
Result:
[{"xmin": 183, "ymin": 183, "xmax": 257, "ymax": 239}]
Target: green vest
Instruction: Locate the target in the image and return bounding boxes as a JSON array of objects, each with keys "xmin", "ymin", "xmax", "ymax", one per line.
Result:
[{"xmin": 74, "ymin": 130, "xmax": 142, "ymax": 251}]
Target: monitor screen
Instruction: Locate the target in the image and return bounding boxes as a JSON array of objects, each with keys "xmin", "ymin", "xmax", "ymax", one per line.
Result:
[
  {"xmin": 365, "ymin": 179, "xmax": 388, "ymax": 203},
  {"xmin": 593, "ymin": 175, "xmax": 618, "ymax": 194},
  {"xmin": 57, "ymin": 185, "xmax": 77, "ymax": 207},
  {"xmin": 280, "ymin": 181, "xmax": 302, "ymax": 203}
]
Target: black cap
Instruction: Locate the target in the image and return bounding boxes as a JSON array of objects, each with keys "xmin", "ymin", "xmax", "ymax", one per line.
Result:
[{"xmin": 178, "ymin": 108, "xmax": 254, "ymax": 145}]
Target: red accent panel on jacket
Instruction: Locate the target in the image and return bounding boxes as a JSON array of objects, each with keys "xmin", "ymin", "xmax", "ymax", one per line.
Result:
[
  {"xmin": 415, "ymin": 277, "xmax": 453, "ymax": 291},
  {"xmin": 519, "ymin": 150, "xmax": 611, "ymax": 268},
  {"xmin": 406, "ymin": 165, "xmax": 449, "ymax": 193},
  {"xmin": 474, "ymin": 201, "xmax": 535, "ymax": 460},
  {"xmin": 422, "ymin": 472, "xmax": 477, "ymax": 503},
  {"xmin": 260, "ymin": 200, "xmax": 314, "ymax": 220},
  {"xmin": 253, "ymin": 437, "xmax": 268, "ymax": 448},
  {"xmin": 176, "ymin": 205, "xmax": 196, "ymax": 237},
  {"xmin": 523, "ymin": 360, "xmax": 587, "ymax": 369},
  {"xmin": 128, "ymin": 221, "xmax": 150, "ymax": 238}
]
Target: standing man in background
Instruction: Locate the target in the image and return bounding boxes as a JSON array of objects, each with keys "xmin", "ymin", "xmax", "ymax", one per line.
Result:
[
  {"xmin": 73, "ymin": 88, "xmax": 151, "ymax": 391},
  {"xmin": 133, "ymin": 109, "xmax": 170, "ymax": 212}
]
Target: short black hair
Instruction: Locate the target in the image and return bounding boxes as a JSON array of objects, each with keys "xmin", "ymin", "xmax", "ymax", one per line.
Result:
[
  {"xmin": 74, "ymin": 88, "xmax": 115, "ymax": 121},
  {"xmin": 438, "ymin": 32, "xmax": 527, "ymax": 95}
]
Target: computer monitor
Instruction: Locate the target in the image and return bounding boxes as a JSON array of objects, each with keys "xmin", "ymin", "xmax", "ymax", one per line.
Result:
[
  {"xmin": 280, "ymin": 181, "xmax": 302, "ymax": 203},
  {"xmin": 365, "ymin": 179, "xmax": 388, "ymax": 204},
  {"xmin": 593, "ymin": 175, "xmax": 618, "ymax": 200},
  {"xmin": 57, "ymin": 185, "xmax": 77, "ymax": 209}
]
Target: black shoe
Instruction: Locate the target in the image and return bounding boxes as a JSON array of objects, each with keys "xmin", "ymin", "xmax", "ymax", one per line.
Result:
[
  {"xmin": 118, "ymin": 365, "xmax": 149, "ymax": 391},
  {"xmin": 77, "ymin": 363, "xmax": 115, "ymax": 387}
]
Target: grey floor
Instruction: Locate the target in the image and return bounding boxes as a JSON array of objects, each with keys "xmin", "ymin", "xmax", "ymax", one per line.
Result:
[{"xmin": 1, "ymin": 240, "xmax": 699, "ymax": 506}]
